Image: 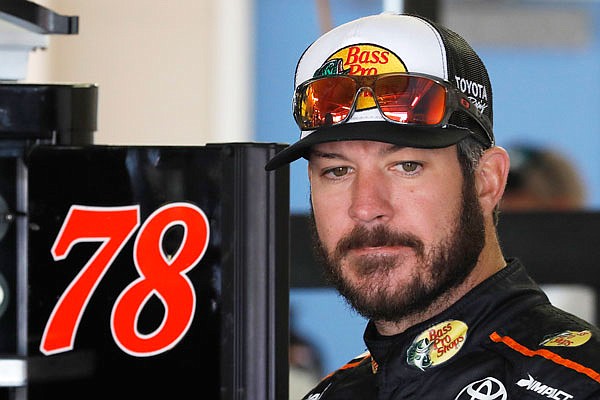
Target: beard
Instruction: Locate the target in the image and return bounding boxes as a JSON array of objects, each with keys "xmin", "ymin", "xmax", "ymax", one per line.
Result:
[{"xmin": 310, "ymin": 171, "xmax": 485, "ymax": 323}]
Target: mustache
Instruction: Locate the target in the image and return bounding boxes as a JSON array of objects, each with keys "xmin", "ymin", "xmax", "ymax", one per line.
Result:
[{"xmin": 334, "ymin": 224, "xmax": 424, "ymax": 258}]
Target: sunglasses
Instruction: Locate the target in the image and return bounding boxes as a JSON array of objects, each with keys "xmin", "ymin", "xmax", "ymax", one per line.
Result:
[{"xmin": 293, "ymin": 72, "xmax": 493, "ymax": 146}]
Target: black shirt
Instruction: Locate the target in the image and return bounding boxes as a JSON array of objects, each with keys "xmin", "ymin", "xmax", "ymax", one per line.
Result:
[{"xmin": 302, "ymin": 259, "xmax": 600, "ymax": 399}]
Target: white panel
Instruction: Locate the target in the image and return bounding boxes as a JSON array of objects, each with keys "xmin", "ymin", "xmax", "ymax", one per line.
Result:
[
  {"xmin": 0, "ymin": 359, "xmax": 26, "ymax": 387},
  {"xmin": 24, "ymin": 0, "xmax": 254, "ymax": 145},
  {"xmin": 212, "ymin": 0, "xmax": 255, "ymax": 142},
  {"xmin": 542, "ymin": 284, "xmax": 597, "ymax": 324}
]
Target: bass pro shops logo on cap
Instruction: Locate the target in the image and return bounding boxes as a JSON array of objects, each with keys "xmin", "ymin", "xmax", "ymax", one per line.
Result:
[{"xmin": 313, "ymin": 44, "xmax": 407, "ymax": 112}]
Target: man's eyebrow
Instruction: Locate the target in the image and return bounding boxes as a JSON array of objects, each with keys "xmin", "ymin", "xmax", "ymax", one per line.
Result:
[
  {"xmin": 309, "ymin": 149, "xmax": 346, "ymax": 160},
  {"xmin": 309, "ymin": 143, "xmax": 406, "ymax": 160},
  {"xmin": 381, "ymin": 144, "xmax": 404, "ymax": 156}
]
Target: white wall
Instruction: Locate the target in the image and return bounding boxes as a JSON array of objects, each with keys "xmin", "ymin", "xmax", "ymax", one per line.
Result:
[{"xmin": 26, "ymin": 0, "xmax": 254, "ymax": 146}]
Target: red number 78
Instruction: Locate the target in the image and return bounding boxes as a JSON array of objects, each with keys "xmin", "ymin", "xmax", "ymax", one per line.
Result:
[{"xmin": 39, "ymin": 202, "xmax": 210, "ymax": 357}]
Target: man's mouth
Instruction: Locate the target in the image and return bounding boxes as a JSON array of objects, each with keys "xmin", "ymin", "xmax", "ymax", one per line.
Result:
[{"xmin": 349, "ymin": 245, "xmax": 411, "ymax": 256}]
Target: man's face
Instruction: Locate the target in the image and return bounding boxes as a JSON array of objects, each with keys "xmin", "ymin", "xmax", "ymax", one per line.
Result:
[{"xmin": 308, "ymin": 140, "xmax": 485, "ymax": 322}]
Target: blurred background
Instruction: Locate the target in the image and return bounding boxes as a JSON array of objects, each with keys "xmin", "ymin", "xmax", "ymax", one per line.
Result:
[{"xmin": 11, "ymin": 0, "xmax": 600, "ymax": 392}]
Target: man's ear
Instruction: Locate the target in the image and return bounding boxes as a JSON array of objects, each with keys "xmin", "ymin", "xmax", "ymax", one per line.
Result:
[{"xmin": 475, "ymin": 146, "xmax": 510, "ymax": 212}]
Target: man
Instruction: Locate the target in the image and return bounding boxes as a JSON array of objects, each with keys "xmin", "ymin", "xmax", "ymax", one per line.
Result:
[{"xmin": 266, "ymin": 13, "xmax": 600, "ymax": 399}]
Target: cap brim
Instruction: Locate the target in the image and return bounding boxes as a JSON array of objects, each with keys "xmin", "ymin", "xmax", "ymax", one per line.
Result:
[{"xmin": 264, "ymin": 121, "xmax": 471, "ymax": 171}]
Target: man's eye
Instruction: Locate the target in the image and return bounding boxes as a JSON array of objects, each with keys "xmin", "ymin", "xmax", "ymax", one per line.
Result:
[
  {"xmin": 396, "ymin": 161, "xmax": 421, "ymax": 174},
  {"xmin": 402, "ymin": 162, "xmax": 418, "ymax": 172},
  {"xmin": 325, "ymin": 166, "xmax": 349, "ymax": 177}
]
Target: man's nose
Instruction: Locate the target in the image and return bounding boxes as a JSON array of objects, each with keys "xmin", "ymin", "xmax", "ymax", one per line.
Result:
[{"xmin": 348, "ymin": 169, "xmax": 393, "ymax": 224}]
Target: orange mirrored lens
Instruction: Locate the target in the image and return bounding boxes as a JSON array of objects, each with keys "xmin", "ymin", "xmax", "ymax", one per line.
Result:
[
  {"xmin": 298, "ymin": 77, "xmax": 357, "ymax": 129},
  {"xmin": 375, "ymin": 75, "xmax": 446, "ymax": 124}
]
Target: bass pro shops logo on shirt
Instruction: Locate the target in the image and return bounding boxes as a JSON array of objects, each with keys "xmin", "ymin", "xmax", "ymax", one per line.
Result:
[
  {"xmin": 540, "ymin": 330, "xmax": 592, "ymax": 347},
  {"xmin": 407, "ymin": 320, "xmax": 468, "ymax": 370}
]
